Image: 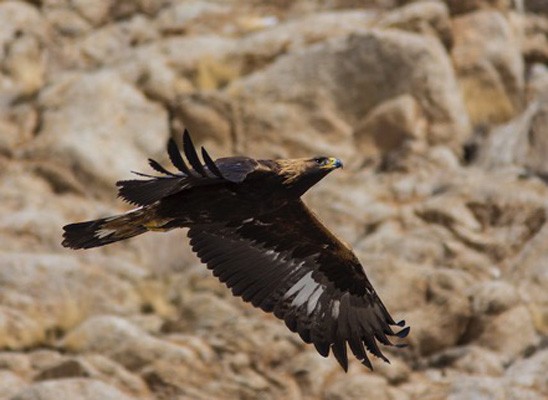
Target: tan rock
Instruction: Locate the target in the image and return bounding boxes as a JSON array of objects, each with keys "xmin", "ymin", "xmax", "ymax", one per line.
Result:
[
  {"xmin": 376, "ymin": 1, "xmax": 453, "ymax": 48},
  {"xmin": 424, "ymin": 345, "xmax": 505, "ymax": 376},
  {"xmin": 414, "ymin": 170, "xmax": 548, "ymax": 263},
  {"xmin": 444, "ymin": 0, "xmax": 514, "ymax": 15},
  {"xmin": 31, "ymin": 355, "xmax": 149, "ymax": 398},
  {"xmin": 0, "ymin": 253, "xmax": 141, "ymax": 348},
  {"xmin": 0, "ymin": 353, "xmax": 32, "ymax": 376},
  {"xmin": 447, "ymin": 376, "xmax": 507, "ymax": 400},
  {"xmin": 154, "ymin": 1, "xmax": 231, "ymax": 35},
  {"xmin": 519, "ymin": 12, "xmax": 548, "ymax": 65},
  {"xmin": 27, "ymin": 350, "xmax": 65, "ymax": 373},
  {"xmin": 43, "ymin": 6, "xmax": 92, "ymax": 36},
  {"xmin": 404, "ymin": 269, "xmax": 473, "ymax": 356},
  {"xmin": 452, "ymin": 10, "xmax": 524, "ymax": 125},
  {"xmin": 0, "ymin": 370, "xmax": 27, "ymax": 400},
  {"xmin": 60, "ymin": 315, "xmax": 199, "ymax": 370},
  {"xmin": 83, "ymin": 354, "xmax": 150, "ymax": 397},
  {"xmin": 227, "ymin": 29, "xmax": 470, "ymax": 158},
  {"xmin": 374, "ymin": 355, "xmax": 412, "ymax": 385},
  {"xmin": 68, "ymin": 0, "xmax": 113, "ymax": 27},
  {"xmin": 505, "ymin": 215, "xmax": 548, "ymax": 336},
  {"xmin": 525, "ymin": 0, "xmax": 548, "ymax": 14},
  {"xmin": 0, "ymin": 1, "xmax": 547, "ymax": 399},
  {"xmin": 138, "ymin": 35, "xmax": 236, "ymax": 74},
  {"xmin": 476, "ymin": 305, "xmax": 539, "ymax": 361},
  {"xmin": 0, "ymin": 1, "xmax": 48, "ymax": 99},
  {"xmin": 452, "ymin": 346, "xmax": 505, "ymax": 376},
  {"xmin": 0, "ymin": 168, "xmax": 83, "ymax": 259},
  {"xmin": 110, "ymin": 0, "xmax": 167, "ymax": 20},
  {"xmin": 170, "ymin": 93, "xmax": 234, "ymax": 158},
  {"xmin": 290, "ymin": 351, "xmax": 338, "ymax": 398},
  {"xmin": 323, "ymin": 373, "xmax": 400, "ymax": 400},
  {"xmin": 34, "ymin": 358, "xmax": 90, "ymax": 381},
  {"xmin": 75, "ymin": 15, "xmax": 159, "ymax": 69},
  {"xmin": 477, "ymin": 99, "xmax": 548, "ymax": 176},
  {"xmin": 0, "ymin": 307, "xmax": 44, "ymax": 350},
  {"xmin": 470, "ymin": 280, "xmax": 520, "ymax": 315},
  {"xmin": 178, "ymin": 292, "xmax": 242, "ymax": 330},
  {"xmin": 354, "ymin": 94, "xmax": 428, "ymax": 160},
  {"xmin": 527, "ymin": 64, "xmax": 548, "ymax": 101},
  {"xmin": 138, "ymin": 59, "xmax": 194, "ymax": 103},
  {"xmin": 31, "ymin": 71, "xmax": 168, "ymax": 190},
  {"xmin": 236, "ymin": 10, "xmax": 378, "ymax": 73},
  {"xmin": 506, "ymin": 349, "xmax": 548, "ymax": 394},
  {"xmin": 10, "ymin": 378, "xmax": 138, "ymax": 400}
]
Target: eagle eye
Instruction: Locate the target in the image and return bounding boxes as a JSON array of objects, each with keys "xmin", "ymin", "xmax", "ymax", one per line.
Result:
[{"xmin": 314, "ymin": 157, "xmax": 329, "ymax": 166}]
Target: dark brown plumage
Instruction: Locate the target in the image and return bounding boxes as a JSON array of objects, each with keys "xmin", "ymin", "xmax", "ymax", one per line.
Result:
[{"xmin": 62, "ymin": 130, "xmax": 409, "ymax": 371}]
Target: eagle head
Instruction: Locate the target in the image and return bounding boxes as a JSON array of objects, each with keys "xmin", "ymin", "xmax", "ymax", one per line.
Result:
[
  {"xmin": 277, "ymin": 156, "xmax": 343, "ymax": 196},
  {"xmin": 312, "ymin": 156, "xmax": 344, "ymax": 170}
]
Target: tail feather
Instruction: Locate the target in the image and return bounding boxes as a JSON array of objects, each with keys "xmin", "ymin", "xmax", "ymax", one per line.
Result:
[{"xmin": 62, "ymin": 209, "xmax": 150, "ymax": 249}]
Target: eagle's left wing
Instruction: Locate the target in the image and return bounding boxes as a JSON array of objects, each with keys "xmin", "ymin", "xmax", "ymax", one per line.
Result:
[
  {"xmin": 187, "ymin": 200, "xmax": 409, "ymax": 371},
  {"xmin": 117, "ymin": 130, "xmax": 258, "ymax": 206}
]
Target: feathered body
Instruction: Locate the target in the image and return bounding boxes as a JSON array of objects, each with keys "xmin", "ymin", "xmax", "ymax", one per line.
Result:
[{"xmin": 63, "ymin": 130, "xmax": 409, "ymax": 371}]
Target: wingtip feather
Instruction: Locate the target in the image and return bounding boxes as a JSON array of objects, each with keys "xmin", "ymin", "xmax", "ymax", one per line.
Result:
[
  {"xmin": 168, "ymin": 138, "xmax": 193, "ymax": 175},
  {"xmin": 331, "ymin": 341, "xmax": 349, "ymax": 372},
  {"xmin": 395, "ymin": 326, "xmax": 410, "ymax": 339},
  {"xmin": 183, "ymin": 129, "xmax": 207, "ymax": 176},
  {"xmin": 201, "ymin": 146, "xmax": 223, "ymax": 178}
]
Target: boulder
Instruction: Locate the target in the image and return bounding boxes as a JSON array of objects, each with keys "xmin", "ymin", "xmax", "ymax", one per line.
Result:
[
  {"xmin": 431, "ymin": 345, "xmax": 505, "ymax": 376},
  {"xmin": 0, "ymin": 370, "xmax": 27, "ymax": 400},
  {"xmin": 524, "ymin": 0, "xmax": 548, "ymax": 14},
  {"xmin": 506, "ymin": 349, "xmax": 548, "ymax": 395},
  {"xmin": 10, "ymin": 379, "xmax": 137, "ymax": 400},
  {"xmin": 447, "ymin": 376, "xmax": 513, "ymax": 400},
  {"xmin": 1, "ymin": 1, "xmax": 547, "ymax": 399},
  {"xmin": 323, "ymin": 373, "xmax": 403, "ymax": 400},
  {"xmin": 518, "ymin": 13, "xmax": 548, "ymax": 65},
  {"xmin": 376, "ymin": 1, "xmax": 453, "ymax": 48},
  {"xmin": 476, "ymin": 305, "xmax": 539, "ymax": 362},
  {"xmin": 60, "ymin": 316, "xmax": 200, "ymax": 370},
  {"xmin": 506, "ymin": 220, "xmax": 548, "ymax": 336},
  {"xmin": 223, "ymin": 29, "xmax": 470, "ymax": 159},
  {"xmin": 443, "ymin": 0, "xmax": 514, "ymax": 15},
  {"xmin": 31, "ymin": 71, "xmax": 168, "ymax": 190},
  {"xmin": 32, "ymin": 355, "xmax": 150, "ymax": 398},
  {"xmin": 354, "ymin": 94, "xmax": 428, "ymax": 160},
  {"xmin": 0, "ymin": 253, "xmax": 141, "ymax": 348},
  {"xmin": 451, "ymin": 10, "xmax": 524, "ymax": 125},
  {"xmin": 0, "ymin": 1, "xmax": 48, "ymax": 102},
  {"xmin": 404, "ymin": 269, "xmax": 473, "ymax": 356},
  {"xmin": 470, "ymin": 280, "xmax": 520, "ymax": 315},
  {"xmin": 477, "ymin": 100, "xmax": 548, "ymax": 176},
  {"xmin": 74, "ymin": 15, "xmax": 159, "ymax": 69}
]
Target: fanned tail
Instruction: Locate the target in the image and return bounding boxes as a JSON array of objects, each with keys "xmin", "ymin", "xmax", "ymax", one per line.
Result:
[{"xmin": 62, "ymin": 208, "xmax": 152, "ymax": 249}]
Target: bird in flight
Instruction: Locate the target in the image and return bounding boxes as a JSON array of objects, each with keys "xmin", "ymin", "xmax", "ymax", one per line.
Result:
[{"xmin": 62, "ymin": 130, "xmax": 409, "ymax": 371}]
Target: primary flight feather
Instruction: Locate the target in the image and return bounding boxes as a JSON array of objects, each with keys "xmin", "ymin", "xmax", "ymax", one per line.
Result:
[{"xmin": 62, "ymin": 129, "xmax": 409, "ymax": 371}]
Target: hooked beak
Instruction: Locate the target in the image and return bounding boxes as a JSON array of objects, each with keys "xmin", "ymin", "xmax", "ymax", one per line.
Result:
[{"xmin": 324, "ymin": 157, "xmax": 343, "ymax": 170}]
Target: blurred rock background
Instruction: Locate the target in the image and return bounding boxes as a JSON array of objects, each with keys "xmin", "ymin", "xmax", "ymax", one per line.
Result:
[{"xmin": 0, "ymin": 0, "xmax": 547, "ymax": 399}]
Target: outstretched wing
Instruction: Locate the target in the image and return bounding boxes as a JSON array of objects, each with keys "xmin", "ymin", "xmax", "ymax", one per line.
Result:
[
  {"xmin": 187, "ymin": 200, "xmax": 409, "ymax": 371},
  {"xmin": 117, "ymin": 130, "xmax": 257, "ymax": 206}
]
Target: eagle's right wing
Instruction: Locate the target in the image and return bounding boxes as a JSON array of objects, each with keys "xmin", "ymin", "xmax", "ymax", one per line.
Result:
[
  {"xmin": 188, "ymin": 200, "xmax": 409, "ymax": 371},
  {"xmin": 116, "ymin": 130, "xmax": 257, "ymax": 206}
]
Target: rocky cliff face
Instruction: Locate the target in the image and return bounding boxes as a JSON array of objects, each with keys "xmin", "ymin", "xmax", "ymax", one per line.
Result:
[{"xmin": 1, "ymin": 0, "xmax": 547, "ymax": 399}]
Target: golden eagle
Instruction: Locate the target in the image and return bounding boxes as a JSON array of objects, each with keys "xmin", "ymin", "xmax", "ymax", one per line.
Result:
[{"xmin": 62, "ymin": 130, "xmax": 409, "ymax": 371}]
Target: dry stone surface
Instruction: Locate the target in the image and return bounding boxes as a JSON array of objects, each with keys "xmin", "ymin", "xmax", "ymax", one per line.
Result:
[{"xmin": 0, "ymin": 1, "xmax": 546, "ymax": 399}]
